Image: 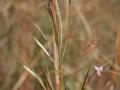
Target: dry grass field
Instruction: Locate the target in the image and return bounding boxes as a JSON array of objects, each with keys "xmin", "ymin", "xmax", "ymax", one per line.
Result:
[{"xmin": 0, "ymin": 0, "xmax": 120, "ymax": 90}]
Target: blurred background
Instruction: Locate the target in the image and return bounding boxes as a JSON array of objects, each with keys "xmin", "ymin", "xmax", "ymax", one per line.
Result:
[{"xmin": 0, "ymin": 0, "xmax": 120, "ymax": 90}]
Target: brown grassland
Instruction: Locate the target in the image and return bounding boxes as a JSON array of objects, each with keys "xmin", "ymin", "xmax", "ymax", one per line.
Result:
[{"xmin": 0, "ymin": 0, "xmax": 120, "ymax": 90}]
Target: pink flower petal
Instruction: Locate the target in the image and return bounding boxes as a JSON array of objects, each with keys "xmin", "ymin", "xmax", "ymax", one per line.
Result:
[{"xmin": 94, "ymin": 66, "xmax": 103, "ymax": 76}]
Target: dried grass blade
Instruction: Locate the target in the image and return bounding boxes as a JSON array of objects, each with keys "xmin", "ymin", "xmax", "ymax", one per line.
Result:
[
  {"xmin": 23, "ymin": 65, "xmax": 46, "ymax": 90},
  {"xmin": 34, "ymin": 23, "xmax": 47, "ymax": 40},
  {"xmin": 33, "ymin": 37, "xmax": 53, "ymax": 62}
]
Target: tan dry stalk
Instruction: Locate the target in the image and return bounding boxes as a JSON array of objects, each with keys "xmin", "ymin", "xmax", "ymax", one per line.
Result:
[
  {"xmin": 115, "ymin": 22, "xmax": 120, "ymax": 70},
  {"xmin": 53, "ymin": 34, "xmax": 61, "ymax": 90},
  {"xmin": 48, "ymin": 0, "xmax": 62, "ymax": 90},
  {"xmin": 112, "ymin": 21, "xmax": 120, "ymax": 87},
  {"xmin": 48, "ymin": 0, "xmax": 62, "ymax": 48}
]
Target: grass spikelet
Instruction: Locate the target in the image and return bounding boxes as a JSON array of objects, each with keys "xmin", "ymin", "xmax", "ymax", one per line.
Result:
[
  {"xmin": 33, "ymin": 22, "xmax": 48, "ymax": 40},
  {"xmin": 33, "ymin": 37, "xmax": 53, "ymax": 62},
  {"xmin": 23, "ymin": 65, "xmax": 46, "ymax": 90}
]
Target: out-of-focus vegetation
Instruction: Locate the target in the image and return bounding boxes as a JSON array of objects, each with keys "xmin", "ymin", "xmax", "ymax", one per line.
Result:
[{"xmin": 0, "ymin": 0, "xmax": 120, "ymax": 90}]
